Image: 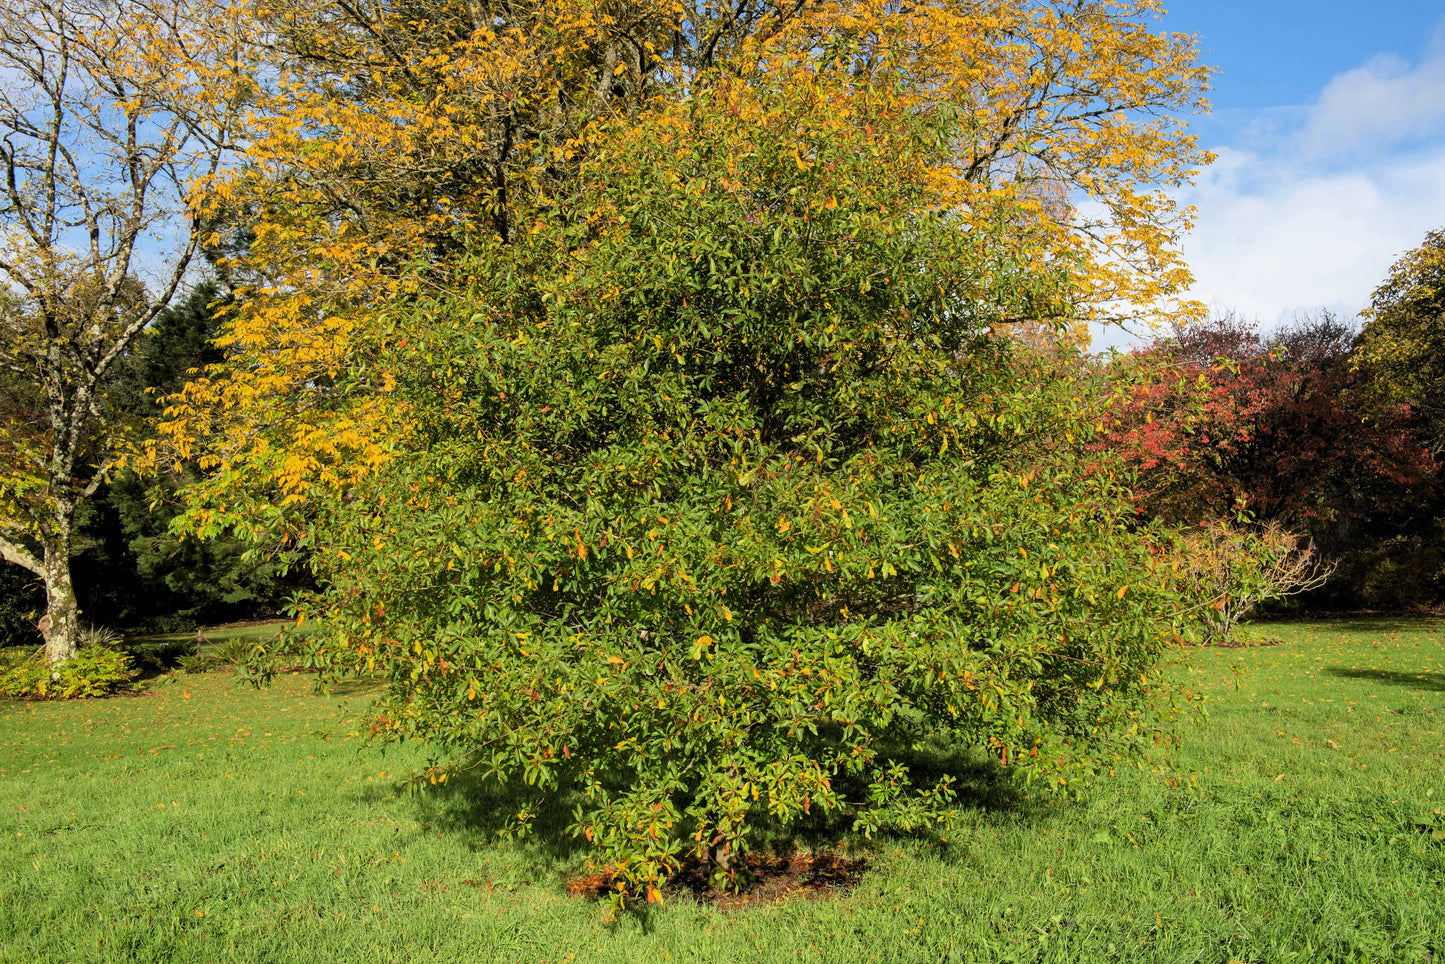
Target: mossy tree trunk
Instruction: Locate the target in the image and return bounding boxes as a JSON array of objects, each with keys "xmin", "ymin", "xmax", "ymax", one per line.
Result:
[{"xmin": 42, "ymin": 528, "xmax": 80, "ymax": 668}]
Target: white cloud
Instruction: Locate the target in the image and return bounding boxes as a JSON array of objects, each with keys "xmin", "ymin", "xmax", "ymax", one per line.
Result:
[
  {"xmin": 1163, "ymin": 23, "xmax": 1445, "ymax": 338},
  {"xmin": 1179, "ymin": 143, "xmax": 1445, "ymax": 329},
  {"xmin": 1302, "ymin": 28, "xmax": 1445, "ymax": 157}
]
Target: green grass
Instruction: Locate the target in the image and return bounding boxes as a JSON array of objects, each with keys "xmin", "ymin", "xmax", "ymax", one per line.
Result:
[
  {"xmin": 2, "ymin": 618, "xmax": 1441, "ymax": 963},
  {"xmin": 125, "ymin": 620, "xmax": 292, "ymax": 654}
]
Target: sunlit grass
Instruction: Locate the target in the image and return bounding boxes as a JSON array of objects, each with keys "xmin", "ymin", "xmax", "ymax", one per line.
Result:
[
  {"xmin": 125, "ymin": 620, "xmax": 293, "ymax": 654},
  {"xmin": 1, "ymin": 618, "xmax": 1441, "ymax": 963}
]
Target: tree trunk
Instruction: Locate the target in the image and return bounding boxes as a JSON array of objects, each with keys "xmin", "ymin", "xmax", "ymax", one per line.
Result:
[
  {"xmin": 42, "ymin": 537, "xmax": 80, "ymax": 670},
  {"xmin": 708, "ymin": 836, "xmax": 752, "ymax": 894}
]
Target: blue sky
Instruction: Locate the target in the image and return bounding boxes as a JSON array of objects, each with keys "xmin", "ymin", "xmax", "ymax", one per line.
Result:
[
  {"xmin": 1165, "ymin": 1, "xmax": 1444, "ymax": 111},
  {"xmin": 1098, "ymin": 1, "xmax": 1445, "ymax": 345}
]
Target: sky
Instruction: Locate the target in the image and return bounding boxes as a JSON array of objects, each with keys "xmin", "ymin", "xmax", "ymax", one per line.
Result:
[{"xmin": 1095, "ymin": 0, "xmax": 1445, "ymax": 348}]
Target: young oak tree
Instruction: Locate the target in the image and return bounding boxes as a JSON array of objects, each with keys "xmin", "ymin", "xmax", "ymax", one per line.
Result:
[
  {"xmin": 195, "ymin": 5, "xmax": 1216, "ymax": 893},
  {"xmin": 0, "ymin": 0, "xmax": 245, "ymax": 667}
]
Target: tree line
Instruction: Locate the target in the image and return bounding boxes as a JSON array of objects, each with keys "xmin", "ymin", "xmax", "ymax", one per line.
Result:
[{"xmin": 9, "ymin": 242, "xmax": 1440, "ymax": 645}]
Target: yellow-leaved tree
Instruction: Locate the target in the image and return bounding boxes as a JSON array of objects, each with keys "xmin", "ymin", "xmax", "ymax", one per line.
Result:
[{"xmin": 158, "ymin": 0, "xmax": 1211, "ymax": 531}]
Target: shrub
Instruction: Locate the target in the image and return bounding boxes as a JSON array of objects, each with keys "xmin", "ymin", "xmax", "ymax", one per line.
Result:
[
  {"xmin": 258, "ymin": 74, "xmax": 1201, "ymax": 894},
  {"xmin": 174, "ymin": 635, "xmax": 259, "ymax": 673},
  {"xmin": 0, "ymin": 648, "xmax": 46, "ymax": 699},
  {"xmin": 177, "ymin": 653, "xmax": 215, "ymax": 674},
  {"xmin": 212, "ymin": 636, "xmax": 256, "ymax": 666},
  {"xmin": 78, "ymin": 624, "xmax": 122, "ymax": 648},
  {"xmin": 1308, "ymin": 533, "xmax": 1445, "ymax": 612},
  {"xmin": 1175, "ymin": 521, "xmax": 1333, "ymax": 642},
  {"xmin": 54, "ymin": 645, "xmax": 137, "ymax": 698},
  {"xmin": 0, "ymin": 644, "xmax": 136, "ymax": 699}
]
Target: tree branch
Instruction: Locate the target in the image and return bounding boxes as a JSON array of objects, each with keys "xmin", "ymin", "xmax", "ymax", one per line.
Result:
[{"xmin": 0, "ymin": 533, "xmax": 44, "ymax": 577}]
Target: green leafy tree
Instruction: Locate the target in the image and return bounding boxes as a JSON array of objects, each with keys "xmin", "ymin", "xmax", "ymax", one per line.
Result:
[
  {"xmin": 1356, "ymin": 229, "xmax": 1445, "ymax": 456},
  {"xmin": 263, "ymin": 59, "xmax": 1197, "ymax": 894}
]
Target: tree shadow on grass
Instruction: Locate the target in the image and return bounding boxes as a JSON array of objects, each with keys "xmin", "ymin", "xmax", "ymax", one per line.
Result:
[
  {"xmin": 406, "ymin": 768, "xmax": 589, "ymax": 868},
  {"xmin": 883, "ymin": 742, "xmax": 1030, "ymax": 814},
  {"xmin": 397, "ymin": 740, "xmax": 1035, "ymax": 885},
  {"xmin": 324, "ymin": 678, "xmax": 386, "ymax": 697},
  {"xmin": 1295, "ymin": 617, "xmax": 1444, "ymax": 636},
  {"xmin": 1322, "ymin": 667, "xmax": 1445, "ymax": 692},
  {"xmin": 861, "ymin": 743, "xmax": 1044, "ymax": 862}
]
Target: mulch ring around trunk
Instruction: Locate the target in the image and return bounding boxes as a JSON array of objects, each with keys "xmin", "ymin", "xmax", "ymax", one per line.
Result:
[{"xmin": 565, "ymin": 850, "xmax": 866, "ymax": 909}]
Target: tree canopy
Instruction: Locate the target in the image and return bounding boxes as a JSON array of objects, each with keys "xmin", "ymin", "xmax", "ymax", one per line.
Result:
[
  {"xmin": 1355, "ymin": 228, "xmax": 1445, "ymax": 456},
  {"xmin": 158, "ymin": 0, "xmax": 1212, "ymax": 525}
]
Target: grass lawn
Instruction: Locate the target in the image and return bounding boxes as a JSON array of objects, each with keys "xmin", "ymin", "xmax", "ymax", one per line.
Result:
[
  {"xmin": 1, "ymin": 618, "xmax": 1441, "ymax": 963},
  {"xmin": 125, "ymin": 621, "xmax": 293, "ymax": 655}
]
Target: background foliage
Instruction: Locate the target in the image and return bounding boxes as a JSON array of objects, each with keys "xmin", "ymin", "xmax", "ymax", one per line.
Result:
[
  {"xmin": 1103, "ymin": 309, "xmax": 1442, "ymax": 612},
  {"xmin": 1103, "ymin": 312, "xmax": 1434, "ymax": 535},
  {"xmin": 0, "ymin": 566, "xmax": 44, "ymax": 646}
]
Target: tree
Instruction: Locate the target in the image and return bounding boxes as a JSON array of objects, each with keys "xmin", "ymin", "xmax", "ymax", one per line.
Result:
[
  {"xmin": 0, "ymin": 0, "xmax": 244, "ymax": 666},
  {"xmin": 1172, "ymin": 520, "xmax": 1331, "ymax": 643},
  {"xmin": 1342, "ymin": 229, "xmax": 1445, "ymax": 609},
  {"xmin": 1355, "ymin": 228, "xmax": 1445, "ymax": 456},
  {"xmin": 215, "ymin": 10, "xmax": 1214, "ymax": 893},
  {"xmin": 74, "ymin": 282, "xmax": 307, "ymax": 628},
  {"xmin": 1102, "ymin": 312, "xmax": 1435, "ymax": 541},
  {"xmin": 157, "ymin": 0, "xmax": 1212, "ymax": 521}
]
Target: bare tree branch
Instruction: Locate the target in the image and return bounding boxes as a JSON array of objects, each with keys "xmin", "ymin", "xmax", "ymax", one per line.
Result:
[{"xmin": 0, "ymin": 0, "xmax": 245, "ymax": 665}]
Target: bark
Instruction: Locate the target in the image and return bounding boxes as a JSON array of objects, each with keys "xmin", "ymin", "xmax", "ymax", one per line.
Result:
[
  {"xmin": 708, "ymin": 836, "xmax": 751, "ymax": 893},
  {"xmin": 42, "ymin": 534, "xmax": 79, "ymax": 668},
  {"xmin": 710, "ymin": 839, "xmax": 734, "ymax": 876}
]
